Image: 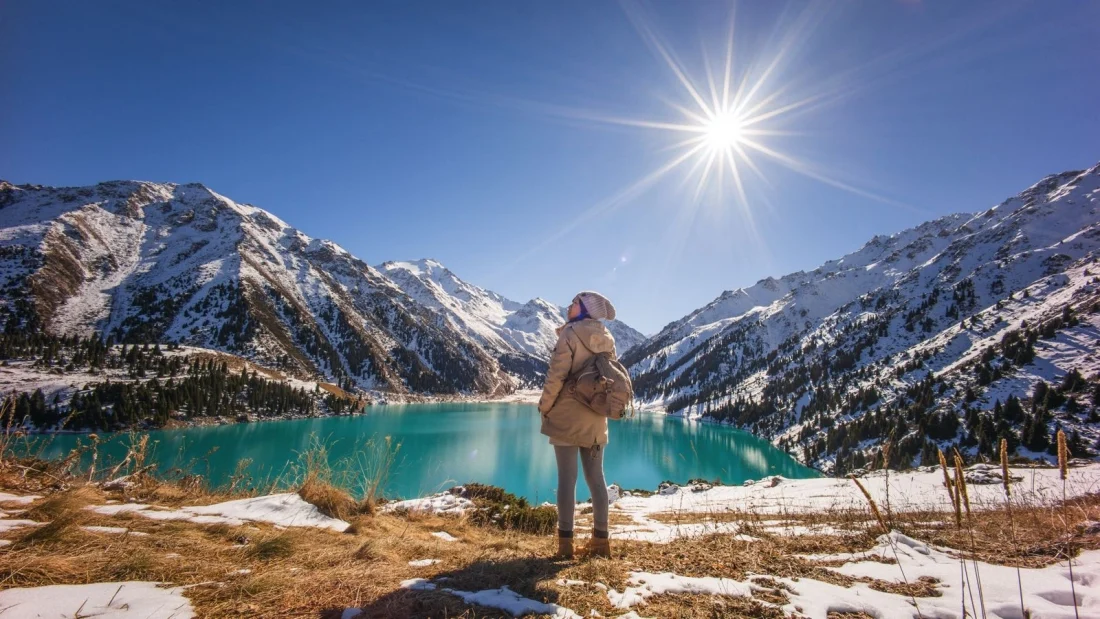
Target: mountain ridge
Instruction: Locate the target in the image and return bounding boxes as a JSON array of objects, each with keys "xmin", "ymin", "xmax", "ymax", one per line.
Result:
[
  {"xmin": 0, "ymin": 178, "xmax": 644, "ymax": 397},
  {"xmin": 624, "ymin": 163, "xmax": 1100, "ymax": 472},
  {"xmin": 3, "ymin": 163, "xmax": 1098, "ymax": 468}
]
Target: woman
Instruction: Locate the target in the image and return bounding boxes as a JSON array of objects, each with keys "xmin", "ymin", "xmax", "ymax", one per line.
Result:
[{"xmin": 538, "ymin": 290, "xmax": 618, "ymax": 559}]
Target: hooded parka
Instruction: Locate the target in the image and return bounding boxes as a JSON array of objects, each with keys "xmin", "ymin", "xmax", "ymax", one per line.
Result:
[{"xmin": 538, "ymin": 317, "xmax": 618, "ymax": 447}]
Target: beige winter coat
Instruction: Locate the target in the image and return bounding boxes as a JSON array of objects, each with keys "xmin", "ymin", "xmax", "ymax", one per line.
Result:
[{"xmin": 538, "ymin": 318, "xmax": 618, "ymax": 447}]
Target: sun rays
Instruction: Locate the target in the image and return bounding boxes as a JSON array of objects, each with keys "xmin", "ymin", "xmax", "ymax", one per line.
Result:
[
  {"xmin": 504, "ymin": 2, "xmax": 838, "ymax": 267},
  {"xmin": 609, "ymin": 0, "xmax": 840, "ymax": 219}
]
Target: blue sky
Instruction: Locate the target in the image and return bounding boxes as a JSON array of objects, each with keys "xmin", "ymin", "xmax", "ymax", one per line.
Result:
[{"xmin": 2, "ymin": 1, "xmax": 1098, "ymax": 335}]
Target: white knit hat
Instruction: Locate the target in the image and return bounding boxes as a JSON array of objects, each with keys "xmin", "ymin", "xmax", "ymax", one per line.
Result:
[{"xmin": 575, "ymin": 291, "xmax": 616, "ymax": 321}]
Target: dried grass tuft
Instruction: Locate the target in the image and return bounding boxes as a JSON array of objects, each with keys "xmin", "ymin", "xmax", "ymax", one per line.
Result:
[
  {"xmin": 299, "ymin": 477, "xmax": 359, "ymax": 522},
  {"xmin": 937, "ymin": 449, "xmax": 958, "ymax": 522},
  {"xmin": 849, "ymin": 475, "xmax": 888, "ymax": 535},
  {"xmin": 952, "ymin": 452, "xmax": 971, "ymax": 518},
  {"xmin": 17, "ymin": 510, "xmax": 79, "ymax": 546},
  {"xmin": 247, "ymin": 534, "xmax": 295, "ymax": 561},
  {"xmin": 1056, "ymin": 428, "xmax": 1080, "ymax": 619},
  {"xmin": 1057, "ymin": 429, "xmax": 1069, "ymax": 481},
  {"xmin": 21, "ymin": 485, "xmax": 100, "ymax": 521}
]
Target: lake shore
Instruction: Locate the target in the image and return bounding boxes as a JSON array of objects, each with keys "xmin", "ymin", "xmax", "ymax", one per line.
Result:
[
  {"xmin": 370, "ymin": 388, "xmax": 542, "ymax": 406},
  {"xmin": 18, "ymin": 387, "xmax": 546, "ymax": 435},
  {"xmin": 164, "ymin": 388, "xmax": 544, "ymax": 428}
]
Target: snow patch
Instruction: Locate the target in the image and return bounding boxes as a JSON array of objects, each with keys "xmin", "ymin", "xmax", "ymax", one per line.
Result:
[
  {"xmin": 0, "ymin": 519, "xmax": 40, "ymax": 534},
  {"xmin": 383, "ymin": 493, "xmax": 473, "ymax": 515},
  {"xmin": 446, "ymin": 586, "xmax": 582, "ymax": 619},
  {"xmin": 0, "ymin": 493, "xmax": 40, "ymax": 505},
  {"xmin": 0, "ymin": 581, "xmax": 194, "ymax": 618},
  {"xmin": 82, "ymin": 525, "xmax": 150, "ymax": 536},
  {"xmin": 89, "ymin": 493, "xmax": 349, "ymax": 532},
  {"xmin": 400, "ymin": 578, "xmax": 437, "ymax": 591}
]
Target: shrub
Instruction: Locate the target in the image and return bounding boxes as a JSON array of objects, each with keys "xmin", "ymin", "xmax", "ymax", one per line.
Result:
[{"xmin": 462, "ymin": 483, "xmax": 557, "ymax": 535}]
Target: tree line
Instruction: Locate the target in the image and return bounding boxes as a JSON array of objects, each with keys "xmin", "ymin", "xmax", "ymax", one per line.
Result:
[{"xmin": 1, "ymin": 330, "xmax": 362, "ymax": 431}]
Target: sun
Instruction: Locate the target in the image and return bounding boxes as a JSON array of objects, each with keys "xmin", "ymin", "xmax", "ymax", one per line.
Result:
[
  {"xmin": 703, "ymin": 111, "xmax": 744, "ymax": 151},
  {"xmin": 507, "ymin": 3, "xmax": 914, "ymax": 268}
]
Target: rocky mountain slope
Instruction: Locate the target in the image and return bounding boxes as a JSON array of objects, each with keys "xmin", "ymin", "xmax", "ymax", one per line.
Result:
[
  {"xmin": 0, "ymin": 180, "xmax": 641, "ymax": 397},
  {"xmin": 379, "ymin": 259, "xmax": 645, "ymax": 384},
  {"xmin": 624, "ymin": 163, "xmax": 1100, "ymax": 472}
]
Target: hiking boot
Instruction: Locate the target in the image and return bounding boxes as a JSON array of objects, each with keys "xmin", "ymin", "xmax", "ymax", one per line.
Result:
[
  {"xmin": 584, "ymin": 529, "xmax": 611, "ymax": 558},
  {"xmin": 555, "ymin": 529, "xmax": 574, "ymax": 559}
]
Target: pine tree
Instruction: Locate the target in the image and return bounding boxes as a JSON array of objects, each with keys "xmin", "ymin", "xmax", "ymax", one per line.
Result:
[
  {"xmin": 1024, "ymin": 409, "xmax": 1051, "ymax": 452},
  {"xmin": 1002, "ymin": 395, "xmax": 1024, "ymax": 423},
  {"xmin": 1061, "ymin": 368, "xmax": 1084, "ymax": 393}
]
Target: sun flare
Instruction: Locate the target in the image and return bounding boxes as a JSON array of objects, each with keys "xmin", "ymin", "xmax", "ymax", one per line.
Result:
[
  {"xmin": 703, "ymin": 111, "xmax": 744, "ymax": 151},
  {"xmin": 509, "ymin": 3, "xmax": 912, "ymax": 267},
  {"xmin": 593, "ymin": 2, "xmax": 826, "ymax": 213}
]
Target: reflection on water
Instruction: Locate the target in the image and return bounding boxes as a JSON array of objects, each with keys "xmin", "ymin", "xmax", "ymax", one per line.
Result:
[{"xmin": 33, "ymin": 403, "xmax": 818, "ymax": 502}]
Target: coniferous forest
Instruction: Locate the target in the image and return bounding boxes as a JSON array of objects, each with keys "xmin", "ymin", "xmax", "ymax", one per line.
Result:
[
  {"xmin": 640, "ymin": 293, "xmax": 1100, "ymax": 474},
  {"xmin": 0, "ymin": 327, "xmax": 361, "ymax": 432}
]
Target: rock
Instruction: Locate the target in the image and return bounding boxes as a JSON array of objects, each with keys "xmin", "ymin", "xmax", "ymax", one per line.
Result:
[
  {"xmin": 963, "ymin": 469, "xmax": 1022, "ymax": 485},
  {"xmin": 607, "ymin": 484, "xmax": 622, "ymax": 503},
  {"xmin": 1077, "ymin": 520, "xmax": 1100, "ymax": 535},
  {"xmin": 743, "ymin": 479, "xmax": 755, "ymax": 487},
  {"xmin": 101, "ymin": 475, "xmax": 135, "ymax": 491},
  {"xmin": 657, "ymin": 482, "xmax": 680, "ymax": 496},
  {"xmin": 689, "ymin": 482, "xmax": 713, "ymax": 493}
]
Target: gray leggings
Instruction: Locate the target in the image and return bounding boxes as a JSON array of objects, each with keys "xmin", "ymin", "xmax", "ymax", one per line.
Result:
[{"xmin": 554, "ymin": 445, "xmax": 608, "ymax": 533}]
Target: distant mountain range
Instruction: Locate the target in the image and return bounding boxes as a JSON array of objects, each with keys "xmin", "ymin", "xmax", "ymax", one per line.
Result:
[
  {"xmin": 2, "ymin": 163, "xmax": 1097, "ymax": 471},
  {"xmin": 624, "ymin": 163, "xmax": 1100, "ymax": 471},
  {"xmin": 0, "ymin": 180, "xmax": 642, "ymax": 396}
]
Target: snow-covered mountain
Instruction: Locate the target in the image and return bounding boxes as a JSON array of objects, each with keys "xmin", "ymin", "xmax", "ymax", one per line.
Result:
[
  {"xmin": 379, "ymin": 259, "xmax": 646, "ymax": 384},
  {"xmin": 5, "ymin": 163, "xmax": 1095, "ymax": 461},
  {"xmin": 625, "ymin": 163, "xmax": 1100, "ymax": 472},
  {"xmin": 0, "ymin": 180, "xmax": 511, "ymax": 395},
  {"xmin": 0, "ymin": 179, "xmax": 645, "ymax": 396}
]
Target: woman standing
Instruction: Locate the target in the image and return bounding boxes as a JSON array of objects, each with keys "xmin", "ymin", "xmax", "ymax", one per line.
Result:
[{"xmin": 538, "ymin": 291, "xmax": 618, "ymax": 559}]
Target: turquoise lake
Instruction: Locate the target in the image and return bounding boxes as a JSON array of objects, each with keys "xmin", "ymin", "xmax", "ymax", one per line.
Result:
[{"xmin": 33, "ymin": 403, "xmax": 818, "ymax": 502}]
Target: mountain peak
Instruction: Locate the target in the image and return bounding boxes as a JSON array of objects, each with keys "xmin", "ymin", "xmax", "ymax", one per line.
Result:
[{"xmin": 378, "ymin": 258, "xmax": 450, "ymax": 277}]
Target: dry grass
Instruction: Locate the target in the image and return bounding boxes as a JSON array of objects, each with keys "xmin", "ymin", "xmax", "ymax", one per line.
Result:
[
  {"xmin": 642, "ymin": 493, "xmax": 1100, "ymax": 567},
  {"xmin": 19, "ymin": 484, "xmax": 102, "ymax": 521},
  {"xmin": 316, "ymin": 382, "xmax": 354, "ymax": 400},
  {"xmin": 1, "ymin": 455, "xmax": 1098, "ymax": 618},
  {"xmin": 298, "ymin": 477, "xmax": 361, "ymax": 522}
]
